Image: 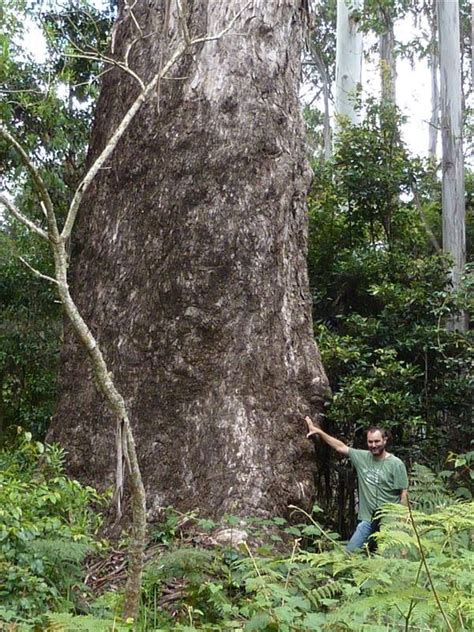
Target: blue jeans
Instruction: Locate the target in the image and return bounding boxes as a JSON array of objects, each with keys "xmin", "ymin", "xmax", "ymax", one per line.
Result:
[{"xmin": 346, "ymin": 520, "xmax": 377, "ymax": 553}]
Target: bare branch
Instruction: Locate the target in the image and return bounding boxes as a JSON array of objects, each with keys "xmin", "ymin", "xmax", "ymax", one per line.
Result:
[
  {"xmin": 0, "ymin": 193, "xmax": 48, "ymax": 240},
  {"xmin": 62, "ymin": 37, "xmax": 188, "ymax": 240},
  {"xmin": 0, "ymin": 127, "xmax": 60, "ymax": 243},
  {"xmin": 176, "ymin": 0, "xmax": 192, "ymax": 45},
  {"xmin": 411, "ymin": 182, "xmax": 442, "ymax": 253},
  {"xmin": 66, "ymin": 51, "xmax": 146, "ymax": 90},
  {"xmin": 61, "ymin": 2, "xmax": 250, "ymax": 241},
  {"xmin": 192, "ymin": 1, "xmax": 251, "ymax": 45},
  {"xmin": 124, "ymin": 0, "xmax": 143, "ymax": 36},
  {"xmin": 19, "ymin": 257, "xmax": 58, "ymax": 284}
]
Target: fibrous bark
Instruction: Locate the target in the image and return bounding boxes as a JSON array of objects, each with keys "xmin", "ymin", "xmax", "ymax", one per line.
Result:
[
  {"xmin": 49, "ymin": 0, "xmax": 329, "ymax": 521},
  {"xmin": 378, "ymin": 5, "xmax": 396, "ymax": 106}
]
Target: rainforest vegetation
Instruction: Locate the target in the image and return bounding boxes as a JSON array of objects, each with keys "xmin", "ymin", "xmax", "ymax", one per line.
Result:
[{"xmin": 0, "ymin": 0, "xmax": 472, "ymax": 630}]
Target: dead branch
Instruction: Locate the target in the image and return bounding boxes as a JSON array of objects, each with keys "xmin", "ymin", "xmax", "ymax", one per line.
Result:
[{"xmin": 0, "ymin": 193, "xmax": 48, "ymax": 240}]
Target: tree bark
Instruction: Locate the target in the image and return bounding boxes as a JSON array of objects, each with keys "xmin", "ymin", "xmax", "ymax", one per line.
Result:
[
  {"xmin": 334, "ymin": 0, "xmax": 363, "ymax": 134},
  {"xmin": 49, "ymin": 0, "xmax": 329, "ymax": 521},
  {"xmin": 378, "ymin": 5, "xmax": 396, "ymax": 106},
  {"xmin": 437, "ymin": 0, "xmax": 466, "ymax": 331}
]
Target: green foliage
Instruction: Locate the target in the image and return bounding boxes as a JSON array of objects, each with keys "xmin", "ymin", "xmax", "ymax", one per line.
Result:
[
  {"xmin": 0, "ymin": 0, "xmax": 114, "ymax": 440},
  {"xmin": 0, "ymin": 228, "xmax": 60, "ymax": 439},
  {"xmin": 2, "ymin": 462, "xmax": 471, "ymax": 631},
  {"xmin": 308, "ymin": 104, "xmax": 473, "ymax": 467},
  {"xmin": 0, "ymin": 430, "xmax": 107, "ymax": 621},
  {"xmin": 134, "ymin": 486, "xmax": 473, "ymax": 631}
]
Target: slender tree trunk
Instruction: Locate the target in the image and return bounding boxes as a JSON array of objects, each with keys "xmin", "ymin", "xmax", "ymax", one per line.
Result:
[
  {"xmin": 471, "ymin": 0, "xmax": 474, "ymax": 86},
  {"xmin": 428, "ymin": 0, "xmax": 439, "ymax": 158},
  {"xmin": 334, "ymin": 0, "xmax": 363, "ymax": 135},
  {"xmin": 312, "ymin": 46, "xmax": 332, "ymax": 160},
  {"xmin": 437, "ymin": 0, "xmax": 466, "ymax": 331},
  {"xmin": 49, "ymin": 0, "xmax": 329, "ymax": 521},
  {"xmin": 378, "ymin": 6, "xmax": 396, "ymax": 106}
]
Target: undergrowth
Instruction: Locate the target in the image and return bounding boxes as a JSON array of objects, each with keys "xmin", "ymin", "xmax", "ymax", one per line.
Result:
[
  {"xmin": 0, "ymin": 429, "xmax": 110, "ymax": 629},
  {"xmin": 1, "ymin": 434, "xmax": 472, "ymax": 631}
]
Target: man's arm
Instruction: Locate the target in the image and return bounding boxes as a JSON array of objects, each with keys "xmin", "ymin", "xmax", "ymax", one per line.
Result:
[{"xmin": 305, "ymin": 416, "xmax": 349, "ymax": 456}]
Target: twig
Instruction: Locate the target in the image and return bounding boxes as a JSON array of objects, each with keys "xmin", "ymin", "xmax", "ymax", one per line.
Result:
[
  {"xmin": 243, "ymin": 541, "xmax": 272, "ymax": 607},
  {"xmin": 411, "ymin": 182, "xmax": 441, "ymax": 253},
  {"xmin": 0, "ymin": 193, "xmax": 48, "ymax": 240},
  {"xmin": 282, "ymin": 537, "xmax": 300, "ymax": 603},
  {"xmin": 0, "ymin": 127, "xmax": 60, "ymax": 244},
  {"xmin": 288, "ymin": 504, "xmax": 342, "ymax": 547},
  {"xmin": 407, "ymin": 498, "xmax": 454, "ymax": 632},
  {"xmin": 18, "ymin": 257, "xmax": 59, "ymax": 284},
  {"xmin": 190, "ymin": 1, "xmax": 251, "ymax": 46},
  {"xmin": 61, "ymin": 3, "xmax": 250, "ymax": 241},
  {"xmin": 65, "ymin": 50, "xmax": 145, "ymax": 90}
]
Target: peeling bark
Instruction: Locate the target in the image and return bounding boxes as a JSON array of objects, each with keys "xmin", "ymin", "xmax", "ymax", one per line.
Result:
[{"xmin": 49, "ymin": 0, "xmax": 329, "ymax": 521}]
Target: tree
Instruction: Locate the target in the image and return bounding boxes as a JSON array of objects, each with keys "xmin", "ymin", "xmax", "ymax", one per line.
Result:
[
  {"xmin": 427, "ymin": 0, "xmax": 440, "ymax": 158},
  {"xmin": 304, "ymin": 0, "xmax": 337, "ymax": 160},
  {"xmin": 437, "ymin": 0, "xmax": 466, "ymax": 330},
  {"xmin": 47, "ymin": 0, "xmax": 329, "ymax": 523},
  {"xmin": 334, "ymin": 0, "xmax": 364, "ymax": 133},
  {"xmin": 2, "ymin": 0, "xmax": 279, "ymax": 619},
  {"xmin": 377, "ymin": 2, "xmax": 397, "ymax": 106}
]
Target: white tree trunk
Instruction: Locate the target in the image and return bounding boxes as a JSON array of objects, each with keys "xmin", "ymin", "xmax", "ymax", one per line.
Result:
[
  {"xmin": 312, "ymin": 46, "xmax": 332, "ymax": 160},
  {"xmin": 334, "ymin": 0, "xmax": 363, "ymax": 133},
  {"xmin": 437, "ymin": 0, "xmax": 466, "ymax": 330},
  {"xmin": 428, "ymin": 0, "xmax": 439, "ymax": 158}
]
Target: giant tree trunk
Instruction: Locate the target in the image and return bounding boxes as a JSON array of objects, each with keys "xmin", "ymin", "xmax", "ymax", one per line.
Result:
[
  {"xmin": 437, "ymin": 0, "xmax": 466, "ymax": 331},
  {"xmin": 48, "ymin": 0, "xmax": 329, "ymax": 521}
]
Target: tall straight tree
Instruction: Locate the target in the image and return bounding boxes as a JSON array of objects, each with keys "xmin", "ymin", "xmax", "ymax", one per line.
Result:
[
  {"xmin": 437, "ymin": 0, "xmax": 466, "ymax": 330},
  {"xmin": 334, "ymin": 0, "xmax": 363, "ymax": 133},
  {"xmin": 378, "ymin": 2, "xmax": 396, "ymax": 106},
  {"xmin": 428, "ymin": 0, "xmax": 439, "ymax": 158},
  {"xmin": 48, "ymin": 0, "xmax": 329, "ymax": 520}
]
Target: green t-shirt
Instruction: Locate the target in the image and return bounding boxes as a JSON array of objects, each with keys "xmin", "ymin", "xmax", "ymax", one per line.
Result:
[{"xmin": 348, "ymin": 448, "xmax": 409, "ymax": 522}]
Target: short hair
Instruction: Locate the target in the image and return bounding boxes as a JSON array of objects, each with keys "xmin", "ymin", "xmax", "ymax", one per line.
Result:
[{"xmin": 366, "ymin": 426, "xmax": 389, "ymax": 439}]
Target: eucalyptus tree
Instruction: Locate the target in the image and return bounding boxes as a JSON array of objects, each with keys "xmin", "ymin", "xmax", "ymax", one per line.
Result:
[
  {"xmin": 304, "ymin": 0, "xmax": 337, "ymax": 160},
  {"xmin": 47, "ymin": 0, "xmax": 329, "ymax": 524},
  {"xmin": 427, "ymin": 0, "xmax": 439, "ymax": 158},
  {"xmin": 334, "ymin": 0, "xmax": 364, "ymax": 133},
  {"xmin": 437, "ymin": 0, "xmax": 466, "ymax": 330}
]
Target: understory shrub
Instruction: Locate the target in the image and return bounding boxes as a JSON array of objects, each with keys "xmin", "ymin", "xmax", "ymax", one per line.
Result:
[{"xmin": 0, "ymin": 429, "xmax": 107, "ymax": 625}]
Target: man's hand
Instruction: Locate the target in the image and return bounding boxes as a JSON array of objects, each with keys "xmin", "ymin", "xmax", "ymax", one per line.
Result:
[{"xmin": 305, "ymin": 416, "xmax": 321, "ymax": 439}]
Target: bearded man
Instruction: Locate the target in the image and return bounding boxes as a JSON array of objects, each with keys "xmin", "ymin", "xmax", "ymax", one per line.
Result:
[{"xmin": 305, "ymin": 417, "xmax": 408, "ymax": 552}]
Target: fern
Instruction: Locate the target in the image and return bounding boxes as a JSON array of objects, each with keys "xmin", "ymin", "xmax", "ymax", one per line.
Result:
[
  {"xmin": 44, "ymin": 612, "xmax": 131, "ymax": 631},
  {"xmin": 408, "ymin": 464, "xmax": 454, "ymax": 511}
]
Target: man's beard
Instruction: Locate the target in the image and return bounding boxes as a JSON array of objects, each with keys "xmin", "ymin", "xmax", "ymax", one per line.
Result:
[{"xmin": 370, "ymin": 446, "xmax": 385, "ymax": 455}]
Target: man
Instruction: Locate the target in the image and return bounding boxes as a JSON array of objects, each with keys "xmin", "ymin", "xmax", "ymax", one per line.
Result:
[{"xmin": 305, "ymin": 416, "xmax": 408, "ymax": 552}]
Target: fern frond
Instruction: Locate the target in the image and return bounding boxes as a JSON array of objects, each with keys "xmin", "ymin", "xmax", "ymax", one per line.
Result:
[{"xmin": 45, "ymin": 612, "xmax": 130, "ymax": 631}]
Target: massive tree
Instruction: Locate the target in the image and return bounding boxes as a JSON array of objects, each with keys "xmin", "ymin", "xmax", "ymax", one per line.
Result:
[{"xmin": 48, "ymin": 0, "xmax": 329, "ymax": 521}]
